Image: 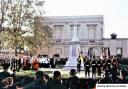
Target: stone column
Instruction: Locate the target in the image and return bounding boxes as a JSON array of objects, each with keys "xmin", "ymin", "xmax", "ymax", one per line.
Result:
[
  {"xmin": 96, "ymin": 23, "xmax": 102, "ymax": 40},
  {"xmin": 81, "ymin": 23, "xmax": 88, "ymax": 41}
]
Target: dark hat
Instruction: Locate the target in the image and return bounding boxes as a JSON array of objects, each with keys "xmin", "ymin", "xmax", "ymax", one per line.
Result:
[
  {"xmin": 121, "ymin": 70, "xmax": 127, "ymax": 77},
  {"xmin": 2, "ymin": 63, "xmax": 10, "ymax": 70},
  {"xmin": 70, "ymin": 69, "xmax": 77, "ymax": 75},
  {"xmin": 104, "ymin": 69, "xmax": 111, "ymax": 76},
  {"xmin": 53, "ymin": 71, "xmax": 61, "ymax": 78},
  {"xmin": 44, "ymin": 74, "xmax": 49, "ymax": 80},
  {"xmin": 35, "ymin": 71, "xmax": 44, "ymax": 79}
]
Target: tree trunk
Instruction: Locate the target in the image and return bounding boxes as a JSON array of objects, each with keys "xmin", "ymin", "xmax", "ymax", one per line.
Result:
[{"xmin": 15, "ymin": 48, "xmax": 18, "ymax": 56}]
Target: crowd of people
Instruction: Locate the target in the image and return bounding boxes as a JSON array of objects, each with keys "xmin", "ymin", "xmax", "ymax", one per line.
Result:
[
  {"xmin": 0, "ymin": 64, "xmax": 128, "ymax": 89},
  {"xmin": 0, "ymin": 54, "xmax": 59, "ymax": 72},
  {"xmin": 0, "ymin": 53, "xmax": 128, "ymax": 89},
  {"xmin": 0, "ymin": 63, "xmax": 81, "ymax": 89}
]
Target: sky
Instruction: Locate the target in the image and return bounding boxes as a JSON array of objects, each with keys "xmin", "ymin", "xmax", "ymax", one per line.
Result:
[{"xmin": 44, "ymin": 0, "xmax": 128, "ymax": 38}]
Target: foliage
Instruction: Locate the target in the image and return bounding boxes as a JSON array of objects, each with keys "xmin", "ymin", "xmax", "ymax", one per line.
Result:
[{"xmin": 0, "ymin": 0, "xmax": 52, "ymax": 55}]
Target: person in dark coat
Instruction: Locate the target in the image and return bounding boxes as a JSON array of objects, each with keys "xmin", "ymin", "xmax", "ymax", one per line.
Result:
[
  {"xmin": 10, "ymin": 57, "xmax": 16, "ymax": 71},
  {"xmin": 85, "ymin": 58, "xmax": 90, "ymax": 77},
  {"xmin": 47, "ymin": 71, "xmax": 66, "ymax": 89},
  {"xmin": 106, "ymin": 58, "xmax": 112, "ymax": 70},
  {"xmin": 50, "ymin": 57, "xmax": 57, "ymax": 68},
  {"xmin": 99, "ymin": 70, "xmax": 113, "ymax": 83},
  {"xmin": 24, "ymin": 71, "xmax": 48, "ymax": 89},
  {"xmin": 77, "ymin": 56, "xmax": 81, "ymax": 74},
  {"xmin": 66, "ymin": 69, "xmax": 80, "ymax": 89},
  {"xmin": 16, "ymin": 57, "xmax": 22, "ymax": 72},
  {"xmin": 102, "ymin": 58, "xmax": 107, "ymax": 71},
  {"xmin": 91, "ymin": 59, "xmax": 97, "ymax": 77},
  {"xmin": 0, "ymin": 64, "xmax": 11, "ymax": 88},
  {"xmin": 97, "ymin": 59, "xmax": 102, "ymax": 76},
  {"xmin": 118, "ymin": 70, "xmax": 128, "ymax": 83}
]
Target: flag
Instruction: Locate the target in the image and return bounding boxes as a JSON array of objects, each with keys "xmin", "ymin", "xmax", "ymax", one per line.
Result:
[
  {"xmin": 87, "ymin": 48, "xmax": 90, "ymax": 58},
  {"xmin": 87, "ymin": 48, "xmax": 93, "ymax": 60}
]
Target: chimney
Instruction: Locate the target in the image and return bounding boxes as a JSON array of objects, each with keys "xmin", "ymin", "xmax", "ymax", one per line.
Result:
[{"xmin": 110, "ymin": 33, "xmax": 117, "ymax": 39}]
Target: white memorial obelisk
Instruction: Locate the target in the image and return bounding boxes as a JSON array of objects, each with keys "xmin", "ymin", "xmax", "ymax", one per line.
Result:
[{"xmin": 64, "ymin": 22, "xmax": 82, "ymax": 69}]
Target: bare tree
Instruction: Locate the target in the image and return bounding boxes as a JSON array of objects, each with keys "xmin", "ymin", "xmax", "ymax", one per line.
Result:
[{"xmin": 0, "ymin": 0, "xmax": 10, "ymax": 31}]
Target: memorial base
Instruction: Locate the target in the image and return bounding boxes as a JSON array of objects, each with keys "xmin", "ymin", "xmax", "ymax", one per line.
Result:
[{"xmin": 64, "ymin": 56, "xmax": 84, "ymax": 70}]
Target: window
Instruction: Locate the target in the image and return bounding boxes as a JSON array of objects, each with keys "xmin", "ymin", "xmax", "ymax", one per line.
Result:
[
  {"xmin": 117, "ymin": 48, "xmax": 122, "ymax": 55},
  {"xmin": 54, "ymin": 25, "xmax": 64, "ymax": 40},
  {"xmin": 87, "ymin": 25, "xmax": 96, "ymax": 41},
  {"xmin": 77, "ymin": 25, "xmax": 81, "ymax": 39},
  {"xmin": 55, "ymin": 48, "xmax": 62, "ymax": 55}
]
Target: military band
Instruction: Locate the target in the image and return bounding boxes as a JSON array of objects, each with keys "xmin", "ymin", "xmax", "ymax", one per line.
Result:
[
  {"xmin": 76, "ymin": 55, "xmax": 120, "ymax": 77},
  {"xmin": 0, "ymin": 53, "xmax": 121, "ymax": 78}
]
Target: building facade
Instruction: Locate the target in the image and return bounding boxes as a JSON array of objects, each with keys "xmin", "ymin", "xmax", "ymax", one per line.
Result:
[
  {"xmin": 40, "ymin": 15, "xmax": 128, "ymax": 58},
  {"xmin": 1, "ymin": 15, "xmax": 128, "ymax": 58}
]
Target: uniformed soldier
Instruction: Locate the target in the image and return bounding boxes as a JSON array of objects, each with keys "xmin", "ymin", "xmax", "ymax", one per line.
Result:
[
  {"xmin": 83, "ymin": 56, "xmax": 87, "ymax": 70},
  {"xmin": 106, "ymin": 58, "xmax": 112, "ymax": 70},
  {"xmin": 50, "ymin": 56, "xmax": 57, "ymax": 68},
  {"xmin": 16, "ymin": 56, "xmax": 22, "ymax": 71},
  {"xmin": 111, "ymin": 58, "xmax": 119, "ymax": 77},
  {"xmin": 11, "ymin": 57, "xmax": 17, "ymax": 71},
  {"xmin": 97, "ymin": 58, "xmax": 102, "ymax": 76},
  {"xmin": 91, "ymin": 58, "xmax": 97, "ymax": 77},
  {"xmin": 102, "ymin": 58, "xmax": 107, "ymax": 71},
  {"xmin": 77, "ymin": 56, "xmax": 81, "ymax": 74},
  {"xmin": 10, "ymin": 57, "xmax": 14, "ymax": 70},
  {"xmin": 85, "ymin": 58, "xmax": 90, "ymax": 77}
]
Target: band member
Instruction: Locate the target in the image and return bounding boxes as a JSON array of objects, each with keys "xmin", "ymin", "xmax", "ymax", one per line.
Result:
[
  {"xmin": 37, "ymin": 55, "xmax": 41, "ymax": 68},
  {"xmin": 10, "ymin": 57, "xmax": 14, "ymax": 70},
  {"xmin": 85, "ymin": 58, "xmax": 90, "ymax": 77},
  {"xmin": 97, "ymin": 58, "xmax": 102, "ymax": 76},
  {"xmin": 50, "ymin": 56, "xmax": 57, "ymax": 68},
  {"xmin": 102, "ymin": 57, "xmax": 107, "ymax": 71},
  {"xmin": 45, "ymin": 57, "xmax": 50, "ymax": 68},
  {"xmin": 111, "ymin": 58, "xmax": 119, "ymax": 75},
  {"xmin": 22, "ymin": 56, "xmax": 31, "ymax": 70},
  {"xmin": 83, "ymin": 56, "xmax": 87, "ymax": 70},
  {"xmin": 32, "ymin": 57, "xmax": 39, "ymax": 71},
  {"xmin": 112, "ymin": 58, "xmax": 119, "ymax": 70},
  {"xmin": 91, "ymin": 58, "xmax": 97, "ymax": 77},
  {"xmin": 11, "ymin": 57, "xmax": 17, "ymax": 71},
  {"xmin": 22, "ymin": 57, "xmax": 27, "ymax": 70},
  {"xmin": 106, "ymin": 58, "xmax": 112, "ymax": 70},
  {"xmin": 16, "ymin": 56, "xmax": 22, "ymax": 71},
  {"xmin": 77, "ymin": 56, "xmax": 81, "ymax": 74}
]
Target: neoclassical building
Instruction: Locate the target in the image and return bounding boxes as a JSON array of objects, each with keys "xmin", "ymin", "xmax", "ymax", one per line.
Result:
[
  {"xmin": 1, "ymin": 15, "xmax": 128, "ymax": 58},
  {"xmin": 40, "ymin": 15, "xmax": 128, "ymax": 58}
]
